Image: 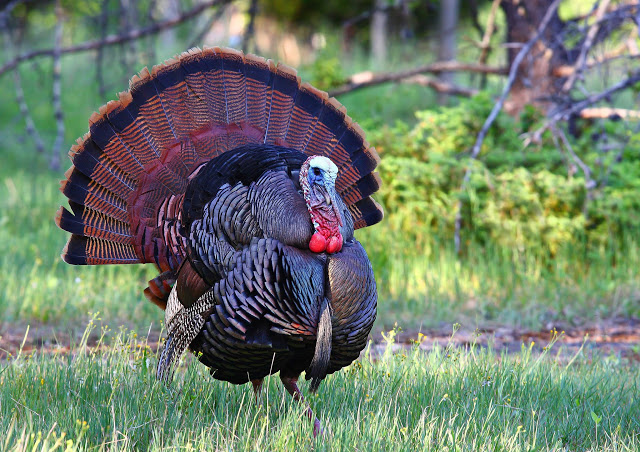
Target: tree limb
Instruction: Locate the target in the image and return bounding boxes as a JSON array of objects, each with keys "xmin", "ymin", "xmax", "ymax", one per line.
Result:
[
  {"xmin": 561, "ymin": 0, "xmax": 612, "ymax": 92},
  {"xmin": 401, "ymin": 74, "xmax": 478, "ymax": 97},
  {"xmin": 551, "ymin": 70, "xmax": 640, "ymax": 121},
  {"xmin": 328, "ymin": 62, "xmax": 506, "ymax": 97},
  {"xmin": 0, "ymin": 0, "xmax": 225, "ymax": 79},
  {"xmin": 454, "ymin": 0, "xmax": 563, "ymax": 254}
]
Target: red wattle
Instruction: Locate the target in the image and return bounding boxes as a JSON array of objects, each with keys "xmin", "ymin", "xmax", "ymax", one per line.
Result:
[
  {"xmin": 309, "ymin": 232, "xmax": 327, "ymax": 253},
  {"xmin": 326, "ymin": 235, "xmax": 343, "ymax": 254}
]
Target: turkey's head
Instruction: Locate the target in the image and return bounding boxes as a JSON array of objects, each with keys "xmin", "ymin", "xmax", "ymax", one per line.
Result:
[{"xmin": 300, "ymin": 156, "xmax": 343, "ymax": 254}]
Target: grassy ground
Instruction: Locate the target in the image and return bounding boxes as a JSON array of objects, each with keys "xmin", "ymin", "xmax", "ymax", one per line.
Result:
[
  {"xmin": 0, "ymin": 324, "xmax": 638, "ymax": 451},
  {"xmin": 2, "ymin": 146, "xmax": 639, "ymax": 332}
]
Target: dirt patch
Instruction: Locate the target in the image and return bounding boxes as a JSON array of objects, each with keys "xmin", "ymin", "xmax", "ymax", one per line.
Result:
[{"xmin": 1, "ymin": 317, "xmax": 638, "ymax": 361}]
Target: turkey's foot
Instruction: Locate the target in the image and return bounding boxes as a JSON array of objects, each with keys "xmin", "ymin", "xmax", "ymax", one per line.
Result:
[{"xmin": 280, "ymin": 374, "xmax": 323, "ymax": 437}]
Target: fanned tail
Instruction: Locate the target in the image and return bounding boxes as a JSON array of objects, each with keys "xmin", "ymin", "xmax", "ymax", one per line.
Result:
[{"xmin": 57, "ymin": 46, "xmax": 383, "ymax": 307}]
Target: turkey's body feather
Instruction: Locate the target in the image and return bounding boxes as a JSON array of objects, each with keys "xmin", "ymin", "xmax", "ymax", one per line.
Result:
[{"xmin": 56, "ymin": 47, "xmax": 381, "ymax": 401}]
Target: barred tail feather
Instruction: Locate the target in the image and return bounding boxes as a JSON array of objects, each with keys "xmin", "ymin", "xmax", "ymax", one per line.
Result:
[{"xmin": 58, "ymin": 46, "xmax": 382, "ymax": 280}]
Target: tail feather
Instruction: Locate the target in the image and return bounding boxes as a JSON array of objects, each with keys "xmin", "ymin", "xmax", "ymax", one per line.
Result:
[
  {"xmin": 264, "ymin": 63, "xmax": 299, "ymax": 145},
  {"xmin": 61, "ymin": 234, "xmax": 140, "ymax": 265},
  {"xmin": 219, "ymin": 48, "xmax": 247, "ymax": 125},
  {"xmin": 56, "ymin": 201, "xmax": 133, "ymax": 244},
  {"xmin": 244, "ymin": 53, "xmax": 271, "ymax": 131},
  {"xmin": 58, "ymin": 46, "xmax": 382, "ymax": 278},
  {"xmin": 284, "ymin": 83, "xmax": 326, "ymax": 151}
]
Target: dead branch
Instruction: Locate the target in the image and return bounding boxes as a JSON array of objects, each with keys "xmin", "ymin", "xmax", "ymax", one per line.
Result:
[
  {"xmin": 50, "ymin": 0, "xmax": 64, "ymax": 171},
  {"xmin": 328, "ymin": 62, "xmax": 506, "ymax": 97},
  {"xmin": 552, "ymin": 126, "xmax": 595, "ymax": 218},
  {"xmin": 562, "ymin": 0, "xmax": 612, "ymax": 92},
  {"xmin": 243, "ymin": 0, "xmax": 258, "ymax": 53},
  {"xmin": 551, "ymin": 70, "xmax": 640, "ymax": 121},
  {"xmin": 580, "ymin": 107, "xmax": 640, "ymax": 120},
  {"xmin": 478, "ymin": 0, "xmax": 501, "ymax": 65},
  {"xmin": 0, "ymin": 0, "xmax": 225, "ymax": 79},
  {"xmin": 96, "ymin": 0, "xmax": 109, "ymax": 98},
  {"xmin": 454, "ymin": 0, "xmax": 563, "ymax": 255},
  {"xmin": 401, "ymin": 75, "xmax": 478, "ymax": 97}
]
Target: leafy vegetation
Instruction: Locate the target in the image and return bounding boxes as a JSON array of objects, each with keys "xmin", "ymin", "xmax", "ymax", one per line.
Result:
[{"xmin": 1, "ymin": 324, "xmax": 638, "ymax": 451}]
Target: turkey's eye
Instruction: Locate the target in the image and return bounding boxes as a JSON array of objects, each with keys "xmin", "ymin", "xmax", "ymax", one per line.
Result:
[{"xmin": 313, "ymin": 168, "xmax": 321, "ymax": 176}]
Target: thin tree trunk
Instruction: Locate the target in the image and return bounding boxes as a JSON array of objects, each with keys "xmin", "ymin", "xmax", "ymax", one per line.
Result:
[
  {"xmin": 51, "ymin": 0, "xmax": 64, "ymax": 171},
  {"xmin": 438, "ymin": 0, "xmax": 459, "ymax": 105},
  {"xmin": 370, "ymin": 0, "xmax": 388, "ymax": 70}
]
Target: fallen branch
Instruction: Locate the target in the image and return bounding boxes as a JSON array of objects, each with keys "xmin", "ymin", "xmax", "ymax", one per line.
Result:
[
  {"xmin": 579, "ymin": 107, "xmax": 640, "ymax": 120},
  {"xmin": 561, "ymin": 0, "xmax": 612, "ymax": 92},
  {"xmin": 0, "ymin": 0, "xmax": 225, "ymax": 78},
  {"xmin": 551, "ymin": 70, "xmax": 640, "ymax": 121},
  {"xmin": 454, "ymin": 0, "xmax": 563, "ymax": 255},
  {"xmin": 328, "ymin": 61, "xmax": 506, "ymax": 97},
  {"xmin": 401, "ymin": 74, "xmax": 478, "ymax": 97}
]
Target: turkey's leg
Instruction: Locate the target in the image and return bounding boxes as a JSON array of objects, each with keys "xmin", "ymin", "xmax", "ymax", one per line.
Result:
[
  {"xmin": 251, "ymin": 378, "xmax": 263, "ymax": 401},
  {"xmin": 279, "ymin": 375, "xmax": 322, "ymax": 437}
]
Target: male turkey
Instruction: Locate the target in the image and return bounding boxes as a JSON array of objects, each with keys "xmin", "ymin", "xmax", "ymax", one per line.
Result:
[{"xmin": 56, "ymin": 47, "xmax": 382, "ymax": 435}]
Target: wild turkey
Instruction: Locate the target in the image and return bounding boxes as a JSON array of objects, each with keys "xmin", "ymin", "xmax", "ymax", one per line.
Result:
[{"xmin": 55, "ymin": 47, "xmax": 382, "ymax": 435}]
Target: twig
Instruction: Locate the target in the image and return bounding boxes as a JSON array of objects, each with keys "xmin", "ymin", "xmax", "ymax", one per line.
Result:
[
  {"xmin": 188, "ymin": 1, "xmax": 229, "ymax": 49},
  {"xmin": 551, "ymin": 70, "xmax": 640, "ymax": 121},
  {"xmin": 50, "ymin": 0, "xmax": 64, "ymax": 171},
  {"xmin": 579, "ymin": 107, "xmax": 640, "ymax": 120},
  {"xmin": 453, "ymin": 0, "xmax": 563, "ymax": 254},
  {"xmin": 328, "ymin": 61, "xmax": 506, "ymax": 97},
  {"xmin": 243, "ymin": 0, "xmax": 258, "ymax": 53},
  {"xmin": 562, "ymin": 0, "xmax": 612, "ymax": 92},
  {"xmin": 552, "ymin": 126, "xmax": 596, "ymax": 218},
  {"xmin": 0, "ymin": 0, "xmax": 225, "ymax": 78},
  {"xmin": 401, "ymin": 74, "xmax": 478, "ymax": 97},
  {"xmin": 145, "ymin": 0, "xmax": 157, "ymax": 64},
  {"xmin": 96, "ymin": 0, "xmax": 110, "ymax": 98},
  {"xmin": 478, "ymin": 0, "xmax": 501, "ymax": 65}
]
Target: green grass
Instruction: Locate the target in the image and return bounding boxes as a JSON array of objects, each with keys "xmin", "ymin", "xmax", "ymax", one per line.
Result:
[
  {"xmin": 1, "ymin": 323, "xmax": 638, "ymax": 451},
  {"xmin": 2, "ymin": 144, "xmax": 640, "ymax": 331}
]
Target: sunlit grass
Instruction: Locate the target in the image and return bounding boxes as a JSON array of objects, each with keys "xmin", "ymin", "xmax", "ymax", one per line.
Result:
[
  {"xmin": 0, "ymin": 323, "xmax": 638, "ymax": 451},
  {"xmin": 1, "ymin": 146, "xmax": 640, "ymax": 331}
]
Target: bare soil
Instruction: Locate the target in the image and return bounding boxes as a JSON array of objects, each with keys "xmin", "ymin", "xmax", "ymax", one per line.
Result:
[{"xmin": 1, "ymin": 317, "xmax": 638, "ymax": 362}]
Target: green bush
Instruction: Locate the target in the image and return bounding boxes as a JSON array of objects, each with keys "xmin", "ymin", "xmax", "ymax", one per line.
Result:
[{"xmin": 368, "ymin": 93, "xmax": 640, "ymax": 257}]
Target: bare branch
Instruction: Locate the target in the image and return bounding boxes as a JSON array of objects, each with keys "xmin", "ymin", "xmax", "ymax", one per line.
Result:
[
  {"xmin": 551, "ymin": 70, "xmax": 640, "ymax": 121},
  {"xmin": 454, "ymin": 0, "xmax": 563, "ymax": 254},
  {"xmin": 328, "ymin": 62, "xmax": 506, "ymax": 97},
  {"xmin": 478, "ymin": 0, "xmax": 501, "ymax": 65},
  {"xmin": 50, "ymin": 0, "xmax": 64, "ymax": 171},
  {"xmin": 243, "ymin": 0, "xmax": 258, "ymax": 54},
  {"xmin": 0, "ymin": 0, "xmax": 225, "ymax": 79},
  {"xmin": 553, "ymin": 126, "xmax": 596, "ymax": 218},
  {"xmin": 562, "ymin": 0, "xmax": 612, "ymax": 92},
  {"xmin": 401, "ymin": 75, "xmax": 477, "ymax": 97},
  {"xmin": 580, "ymin": 107, "xmax": 640, "ymax": 120},
  {"xmin": 96, "ymin": 0, "xmax": 110, "ymax": 98}
]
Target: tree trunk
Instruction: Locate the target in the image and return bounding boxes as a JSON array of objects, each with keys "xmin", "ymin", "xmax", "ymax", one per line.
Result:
[
  {"xmin": 500, "ymin": 0, "xmax": 570, "ymax": 115},
  {"xmin": 371, "ymin": 0, "xmax": 388, "ymax": 70},
  {"xmin": 437, "ymin": 0, "xmax": 459, "ymax": 105}
]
